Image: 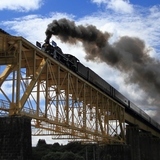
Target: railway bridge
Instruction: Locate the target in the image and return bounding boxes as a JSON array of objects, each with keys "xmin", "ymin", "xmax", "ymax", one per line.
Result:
[{"xmin": 0, "ymin": 31, "xmax": 160, "ymax": 160}]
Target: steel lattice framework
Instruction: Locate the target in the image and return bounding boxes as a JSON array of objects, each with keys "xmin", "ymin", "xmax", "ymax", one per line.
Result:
[{"xmin": 0, "ymin": 33, "xmax": 125, "ymax": 144}]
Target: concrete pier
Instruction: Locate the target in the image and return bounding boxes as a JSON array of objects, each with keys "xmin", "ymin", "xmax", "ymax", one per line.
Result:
[
  {"xmin": 126, "ymin": 125, "xmax": 140, "ymax": 160},
  {"xmin": 99, "ymin": 144, "xmax": 131, "ymax": 160},
  {"xmin": 139, "ymin": 131, "xmax": 152, "ymax": 160},
  {"xmin": 152, "ymin": 137, "xmax": 160, "ymax": 160},
  {"xmin": 126, "ymin": 125, "xmax": 160, "ymax": 160},
  {"xmin": 0, "ymin": 116, "xmax": 32, "ymax": 160}
]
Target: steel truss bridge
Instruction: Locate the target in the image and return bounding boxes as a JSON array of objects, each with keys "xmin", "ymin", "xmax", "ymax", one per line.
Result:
[{"xmin": 0, "ymin": 32, "xmax": 159, "ymax": 144}]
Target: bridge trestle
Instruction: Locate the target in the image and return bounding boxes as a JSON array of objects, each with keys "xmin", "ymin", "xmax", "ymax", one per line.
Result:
[{"xmin": 0, "ymin": 33, "xmax": 125, "ymax": 144}]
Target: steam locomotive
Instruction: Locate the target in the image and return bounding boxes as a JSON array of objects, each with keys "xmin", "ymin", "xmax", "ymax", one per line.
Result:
[{"xmin": 36, "ymin": 40, "xmax": 160, "ymax": 132}]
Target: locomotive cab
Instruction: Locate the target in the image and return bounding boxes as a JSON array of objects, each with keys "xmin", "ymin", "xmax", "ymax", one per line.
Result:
[{"xmin": 64, "ymin": 54, "xmax": 80, "ymax": 71}]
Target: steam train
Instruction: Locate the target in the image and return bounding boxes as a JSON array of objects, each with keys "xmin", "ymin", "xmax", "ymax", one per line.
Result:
[{"xmin": 36, "ymin": 40, "xmax": 160, "ymax": 132}]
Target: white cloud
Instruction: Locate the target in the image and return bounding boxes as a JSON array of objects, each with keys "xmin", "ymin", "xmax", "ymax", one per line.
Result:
[
  {"xmin": 91, "ymin": 0, "xmax": 134, "ymax": 13},
  {"xmin": 2, "ymin": 13, "xmax": 76, "ymax": 44},
  {"xmin": 108, "ymin": 0, "xmax": 133, "ymax": 13},
  {"xmin": 92, "ymin": 0, "xmax": 107, "ymax": 3},
  {"xmin": 0, "ymin": 0, "xmax": 43, "ymax": 12}
]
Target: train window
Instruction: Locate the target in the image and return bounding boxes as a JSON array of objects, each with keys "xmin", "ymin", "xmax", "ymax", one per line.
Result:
[
  {"xmin": 130, "ymin": 102, "xmax": 141, "ymax": 114},
  {"xmin": 52, "ymin": 40, "xmax": 57, "ymax": 47},
  {"xmin": 114, "ymin": 90, "xmax": 128, "ymax": 105},
  {"xmin": 36, "ymin": 41, "xmax": 41, "ymax": 48}
]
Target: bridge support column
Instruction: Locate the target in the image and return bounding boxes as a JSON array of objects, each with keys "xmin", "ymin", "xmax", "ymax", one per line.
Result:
[
  {"xmin": 139, "ymin": 131, "xmax": 152, "ymax": 160},
  {"xmin": 152, "ymin": 137, "xmax": 160, "ymax": 160},
  {"xmin": 99, "ymin": 144, "xmax": 131, "ymax": 160},
  {"xmin": 0, "ymin": 116, "xmax": 32, "ymax": 160},
  {"xmin": 126, "ymin": 125, "xmax": 140, "ymax": 160}
]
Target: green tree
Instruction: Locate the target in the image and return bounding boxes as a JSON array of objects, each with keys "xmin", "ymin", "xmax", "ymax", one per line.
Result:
[
  {"xmin": 61, "ymin": 151, "xmax": 76, "ymax": 160},
  {"xmin": 75, "ymin": 155, "xmax": 85, "ymax": 160},
  {"xmin": 32, "ymin": 145, "xmax": 51, "ymax": 160},
  {"xmin": 42, "ymin": 152, "xmax": 62, "ymax": 160}
]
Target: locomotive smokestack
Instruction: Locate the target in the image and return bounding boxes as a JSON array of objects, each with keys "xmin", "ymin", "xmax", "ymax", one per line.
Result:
[{"xmin": 45, "ymin": 18, "xmax": 160, "ymax": 113}]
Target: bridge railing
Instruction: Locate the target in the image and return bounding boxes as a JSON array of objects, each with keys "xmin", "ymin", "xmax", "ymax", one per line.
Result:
[{"xmin": 0, "ymin": 99, "xmax": 9, "ymax": 116}]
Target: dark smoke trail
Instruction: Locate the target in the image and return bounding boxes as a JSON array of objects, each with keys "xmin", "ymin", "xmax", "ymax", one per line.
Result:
[{"xmin": 45, "ymin": 18, "xmax": 160, "ymax": 113}]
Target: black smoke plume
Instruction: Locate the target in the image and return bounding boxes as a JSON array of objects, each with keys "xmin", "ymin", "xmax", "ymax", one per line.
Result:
[{"xmin": 45, "ymin": 18, "xmax": 160, "ymax": 119}]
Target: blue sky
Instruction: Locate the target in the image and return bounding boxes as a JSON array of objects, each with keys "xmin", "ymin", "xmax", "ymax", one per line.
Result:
[
  {"xmin": 0, "ymin": 1, "xmax": 159, "ymax": 21},
  {"xmin": 0, "ymin": 0, "xmax": 160, "ymax": 145}
]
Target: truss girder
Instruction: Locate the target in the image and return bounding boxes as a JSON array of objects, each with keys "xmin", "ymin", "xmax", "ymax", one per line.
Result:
[{"xmin": 0, "ymin": 33, "xmax": 125, "ymax": 144}]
